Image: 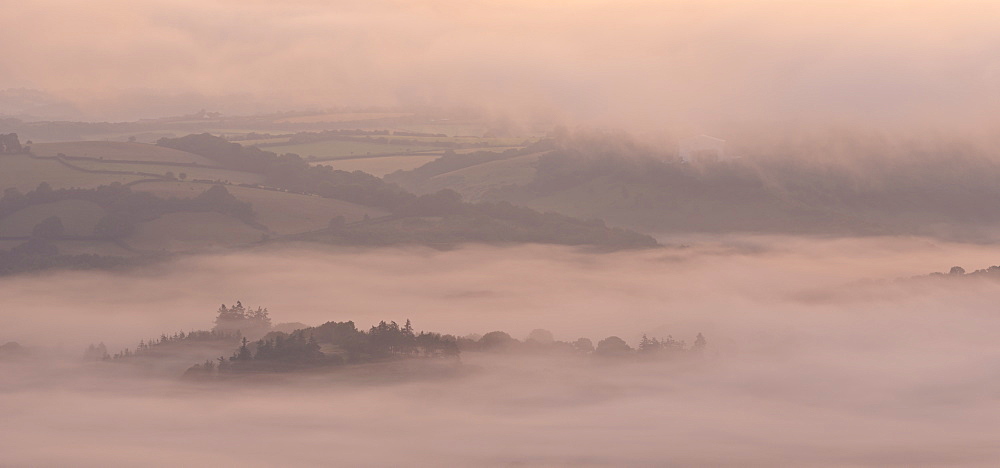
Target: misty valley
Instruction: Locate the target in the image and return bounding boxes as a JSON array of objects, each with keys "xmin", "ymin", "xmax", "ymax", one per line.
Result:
[
  {"xmin": 5, "ymin": 112, "xmax": 1000, "ymax": 466},
  {"xmin": 5, "ymin": 236, "xmax": 1000, "ymax": 466},
  {"xmin": 6, "ymin": 2, "xmax": 1000, "ymax": 465}
]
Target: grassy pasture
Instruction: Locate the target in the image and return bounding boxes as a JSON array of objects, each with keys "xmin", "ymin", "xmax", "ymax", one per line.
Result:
[
  {"xmin": 389, "ymin": 123, "xmax": 488, "ymax": 137},
  {"xmin": 235, "ymin": 137, "xmax": 291, "ymax": 146},
  {"xmin": 32, "ymin": 141, "xmax": 215, "ymax": 165},
  {"xmin": 53, "ymin": 240, "xmax": 137, "ymax": 257},
  {"xmin": 130, "ymin": 181, "xmax": 389, "ymax": 235},
  {"xmin": 418, "ymin": 152, "xmax": 544, "ymax": 200},
  {"xmin": 275, "ymin": 113, "xmax": 412, "ymax": 124},
  {"xmin": 0, "ymin": 200, "xmax": 106, "ymax": 237},
  {"xmin": 363, "ymin": 134, "xmax": 532, "ymax": 147},
  {"xmin": 310, "ymin": 155, "xmax": 440, "ymax": 177},
  {"xmin": 0, "ymin": 154, "xmax": 143, "ymax": 192},
  {"xmin": 263, "ymin": 140, "xmax": 443, "ymax": 160},
  {"xmin": 67, "ymin": 160, "xmax": 265, "ymax": 185},
  {"xmin": 452, "ymin": 146, "xmax": 524, "ymax": 154},
  {"xmin": 125, "ymin": 212, "xmax": 265, "ymax": 252}
]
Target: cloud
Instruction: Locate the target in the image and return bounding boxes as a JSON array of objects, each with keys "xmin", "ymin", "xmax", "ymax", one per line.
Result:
[
  {"xmin": 3, "ymin": 237, "xmax": 1000, "ymax": 465},
  {"xmin": 3, "ymin": 1, "xmax": 999, "ymax": 128}
]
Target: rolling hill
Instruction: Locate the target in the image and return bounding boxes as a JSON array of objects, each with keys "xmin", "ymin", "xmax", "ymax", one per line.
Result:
[{"xmin": 0, "ymin": 132, "xmax": 659, "ymax": 276}]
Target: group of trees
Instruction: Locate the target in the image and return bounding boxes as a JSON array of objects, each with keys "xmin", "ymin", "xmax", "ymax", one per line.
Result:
[
  {"xmin": 925, "ymin": 264, "xmax": 1000, "ymax": 279},
  {"xmin": 87, "ymin": 302, "xmax": 709, "ymax": 379},
  {"xmin": 455, "ymin": 329, "xmax": 707, "ymax": 359},
  {"xmin": 213, "ymin": 301, "xmax": 272, "ymax": 337},
  {"xmin": 0, "ymin": 133, "xmax": 22, "ymax": 153},
  {"xmin": 186, "ymin": 318, "xmax": 460, "ymax": 376},
  {"xmin": 98, "ymin": 329, "xmax": 241, "ymax": 361}
]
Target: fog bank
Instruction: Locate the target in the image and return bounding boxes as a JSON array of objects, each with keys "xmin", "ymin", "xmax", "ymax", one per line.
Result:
[
  {"xmin": 3, "ymin": 237, "xmax": 1000, "ymax": 465},
  {"xmin": 4, "ymin": 1, "xmax": 1000, "ymax": 130}
]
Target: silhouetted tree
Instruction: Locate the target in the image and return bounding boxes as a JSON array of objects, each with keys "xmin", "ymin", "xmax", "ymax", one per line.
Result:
[
  {"xmin": 526, "ymin": 329, "xmax": 555, "ymax": 344},
  {"xmin": 480, "ymin": 331, "xmax": 517, "ymax": 350},
  {"xmin": 573, "ymin": 337, "xmax": 594, "ymax": 353},
  {"xmin": 692, "ymin": 333, "xmax": 707, "ymax": 355},
  {"xmin": 595, "ymin": 336, "xmax": 632, "ymax": 356},
  {"xmin": 32, "ymin": 216, "xmax": 64, "ymax": 239}
]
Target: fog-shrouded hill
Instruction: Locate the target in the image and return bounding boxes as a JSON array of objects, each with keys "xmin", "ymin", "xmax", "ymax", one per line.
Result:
[
  {"xmin": 388, "ymin": 129, "xmax": 1000, "ymax": 241},
  {"xmin": 0, "ymin": 132, "xmax": 656, "ymax": 275}
]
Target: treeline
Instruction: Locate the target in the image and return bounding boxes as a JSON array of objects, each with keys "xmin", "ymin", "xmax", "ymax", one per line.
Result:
[
  {"xmin": 921, "ymin": 264, "xmax": 1000, "ymax": 279},
  {"xmin": 454, "ymin": 329, "xmax": 706, "ymax": 359},
  {"xmin": 95, "ymin": 329, "xmax": 242, "ymax": 361},
  {"xmin": 169, "ymin": 302, "xmax": 708, "ymax": 378},
  {"xmin": 0, "ymin": 244, "xmax": 135, "ymax": 276},
  {"xmin": 181, "ymin": 322, "xmax": 709, "ymax": 378},
  {"xmin": 185, "ymin": 319, "xmax": 460, "ymax": 376},
  {"xmin": 81, "ymin": 301, "xmax": 712, "ymax": 380}
]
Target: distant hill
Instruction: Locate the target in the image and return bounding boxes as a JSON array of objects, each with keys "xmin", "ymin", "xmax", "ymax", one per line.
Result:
[
  {"xmin": 389, "ymin": 131, "xmax": 1000, "ymax": 240},
  {"xmin": 0, "ymin": 133, "xmax": 658, "ymax": 275}
]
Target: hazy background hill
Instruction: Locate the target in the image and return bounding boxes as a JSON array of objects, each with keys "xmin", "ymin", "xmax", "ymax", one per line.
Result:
[{"xmin": 388, "ymin": 129, "xmax": 1000, "ymax": 241}]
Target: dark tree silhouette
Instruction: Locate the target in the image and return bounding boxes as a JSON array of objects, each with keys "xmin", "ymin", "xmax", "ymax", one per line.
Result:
[
  {"xmin": 32, "ymin": 216, "xmax": 64, "ymax": 239},
  {"xmin": 595, "ymin": 336, "xmax": 632, "ymax": 356}
]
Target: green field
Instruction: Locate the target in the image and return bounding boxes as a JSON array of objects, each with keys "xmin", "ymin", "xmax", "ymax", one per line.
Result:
[
  {"xmin": 413, "ymin": 152, "xmax": 544, "ymax": 200},
  {"xmin": 0, "ymin": 200, "xmax": 106, "ymax": 237},
  {"xmin": 53, "ymin": 240, "xmax": 137, "ymax": 257},
  {"xmin": 0, "ymin": 238, "xmax": 132, "ymax": 257},
  {"xmin": 310, "ymin": 155, "xmax": 440, "ymax": 177},
  {"xmin": 389, "ymin": 123, "xmax": 489, "ymax": 137},
  {"xmin": 131, "ymin": 181, "xmax": 389, "ymax": 235},
  {"xmin": 262, "ymin": 140, "xmax": 444, "ymax": 160},
  {"xmin": 0, "ymin": 154, "xmax": 144, "ymax": 192},
  {"xmin": 275, "ymin": 112, "xmax": 412, "ymax": 124},
  {"xmin": 67, "ymin": 160, "xmax": 265, "ymax": 185},
  {"xmin": 452, "ymin": 146, "xmax": 525, "ymax": 155},
  {"xmin": 365, "ymin": 134, "xmax": 532, "ymax": 147},
  {"xmin": 125, "ymin": 212, "xmax": 265, "ymax": 252},
  {"xmin": 236, "ymin": 137, "xmax": 291, "ymax": 146},
  {"xmin": 32, "ymin": 141, "xmax": 215, "ymax": 165}
]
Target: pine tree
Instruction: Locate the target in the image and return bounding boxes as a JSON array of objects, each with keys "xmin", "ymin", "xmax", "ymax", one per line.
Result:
[{"xmin": 692, "ymin": 333, "xmax": 707, "ymax": 355}]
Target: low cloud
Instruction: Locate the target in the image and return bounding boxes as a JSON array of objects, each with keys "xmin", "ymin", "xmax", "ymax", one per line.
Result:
[
  {"xmin": 3, "ymin": 1, "xmax": 999, "ymax": 131},
  {"xmin": 3, "ymin": 237, "xmax": 1000, "ymax": 465}
]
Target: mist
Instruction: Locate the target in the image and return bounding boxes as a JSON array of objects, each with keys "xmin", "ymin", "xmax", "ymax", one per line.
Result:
[
  {"xmin": 5, "ymin": 1, "xmax": 1000, "ymax": 465},
  {"xmin": 3, "ymin": 237, "xmax": 1000, "ymax": 466},
  {"xmin": 4, "ymin": 1, "xmax": 1000, "ymax": 132}
]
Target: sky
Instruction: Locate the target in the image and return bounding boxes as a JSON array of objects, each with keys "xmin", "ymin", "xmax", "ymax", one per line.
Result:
[{"xmin": 3, "ymin": 0, "xmax": 1000, "ymax": 129}]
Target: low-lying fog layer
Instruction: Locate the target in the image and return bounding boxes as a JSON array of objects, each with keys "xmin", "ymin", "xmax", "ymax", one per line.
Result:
[{"xmin": 3, "ymin": 236, "xmax": 1000, "ymax": 466}]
